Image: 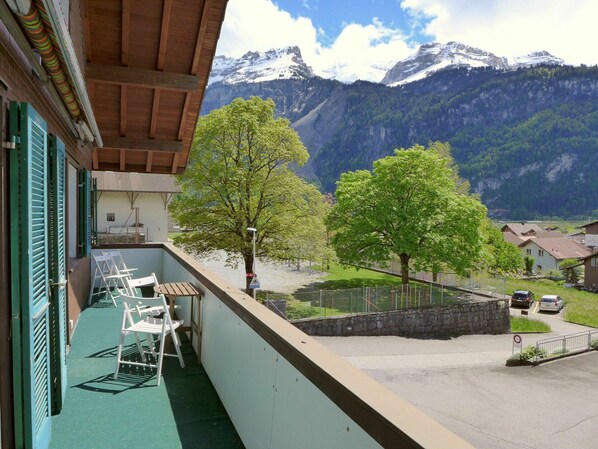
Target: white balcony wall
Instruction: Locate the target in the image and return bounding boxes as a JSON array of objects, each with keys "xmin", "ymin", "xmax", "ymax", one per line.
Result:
[{"xmin": 159, "ymin": 247, "xmax": 383, "ymax": 449}]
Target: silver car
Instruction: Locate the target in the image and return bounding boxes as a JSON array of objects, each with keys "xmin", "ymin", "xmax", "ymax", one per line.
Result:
[{"xmin": 539, "ymin": 295, "xmax": 564, "ymax": 312}]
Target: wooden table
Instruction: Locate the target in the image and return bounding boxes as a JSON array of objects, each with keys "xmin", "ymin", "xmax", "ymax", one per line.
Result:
[{"xmin": 154, "ymin": 282, "xmax": 204, "ymax": 362}]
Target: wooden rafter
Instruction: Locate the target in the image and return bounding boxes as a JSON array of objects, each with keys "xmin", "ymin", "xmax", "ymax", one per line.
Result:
[
  {"xmin": 149, "ymin": 90, "xmax": 160, "ymax": 138},
  {"xmin": 171, "ymin": 153, "xmax": 179, "ymax": 174},
  {"xmin": 86, "ymin": 64, "xmax": 199, "ymax": 91},
  {"xmin": 157, "ymin": 0, "xmax": 172, "ymax": 71},
  {"xmin": 120, "ymin": 149, "xmax": 126, "ymax": 171},
  {"xmin": 178, "ymin": 92, "xmax": 192, "ymax": 141},
  {"xmin": 121, "ymin": 0, "xmax": 130, "ymax": 66},
  {"xmin": 191, "ymin": 0, "xmax": 214, "ymax": 75},
  {"xmin": 120, "ymin": 85, "xmax": 127, "ymax": 136},
  {"xmin": 145, "ymin": 151, "xmax": 154, "ymax": 173},
  {"xmin": 103, "ymin": 136, "xmax": 183, "ymax": 153}
]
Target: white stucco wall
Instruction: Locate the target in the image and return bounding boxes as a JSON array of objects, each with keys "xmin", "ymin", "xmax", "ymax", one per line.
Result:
[
  {"xmin": 520, "ymin": 241, "xmax": 559, "ymax": 272},
  {"xmin": 97, "ymin": 192, "xmax": 170, "ymax": 242}
]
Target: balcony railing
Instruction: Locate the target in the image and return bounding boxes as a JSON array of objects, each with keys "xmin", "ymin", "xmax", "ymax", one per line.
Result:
[{"xmin": 79, "ymin": 243, "xmax": 473, "ymax": 449}]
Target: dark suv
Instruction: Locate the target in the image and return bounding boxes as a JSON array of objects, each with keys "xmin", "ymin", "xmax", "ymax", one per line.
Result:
[{"xmin": 511, "ymin": 290, "xmax": 535, "ymax": 308}]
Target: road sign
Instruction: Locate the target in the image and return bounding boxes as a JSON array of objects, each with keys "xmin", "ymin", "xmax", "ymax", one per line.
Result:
[
  {"xmin": 512, "ymin": 334, "xmax": 522, "ymax": 354},
  {"xmin": 249, "ymin": 276, "xmax": 260, "ymax": 289}
]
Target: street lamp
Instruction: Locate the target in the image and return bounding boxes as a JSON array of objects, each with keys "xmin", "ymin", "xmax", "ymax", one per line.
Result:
[{"xmin": 247, "ymin": 227, "xmax": 257, "ymax": 299}]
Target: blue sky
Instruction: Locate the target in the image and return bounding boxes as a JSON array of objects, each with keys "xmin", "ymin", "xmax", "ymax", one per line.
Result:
[
  {"xmin": 273, "ymin": 0, "xmax": 432, "ymax": 46},
  {"xmin": 216, "ymin": 0, "xmax": 598, "ymax": 83}
]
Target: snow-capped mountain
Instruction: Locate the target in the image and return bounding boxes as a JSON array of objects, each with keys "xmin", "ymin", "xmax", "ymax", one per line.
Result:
[
  {"xmin": 381, "ymin": 42, "xmax": 510, "ymax": 86},
  {"xmin": 509, "ymin": 50, "xmax": 564, "ymax": 68},
  {"xmin": 209, "ymin": 42, "xmax": 565, "ymax": 87},
  {"xmin": 381, "ymin": 42, "xmax": 564, "ymax": 86},
  {"xmin": 209, "ymin": 46, "xmax": 314, "ymax": 85}
]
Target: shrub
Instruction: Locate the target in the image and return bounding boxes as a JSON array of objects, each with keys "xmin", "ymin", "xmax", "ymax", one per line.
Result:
[
  {"xmin": 516, "ymin": 345, "xmax": 547, "ymax": 361},
  {"xmin": 590, "ymin": 339, "xmax": 598, "ymax": 350}
]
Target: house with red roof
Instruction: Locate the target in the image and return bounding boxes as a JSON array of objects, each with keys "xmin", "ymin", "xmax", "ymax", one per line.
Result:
[{"xmin": 519, "ymin": 237, "xmax": 591, "ymax": 273}]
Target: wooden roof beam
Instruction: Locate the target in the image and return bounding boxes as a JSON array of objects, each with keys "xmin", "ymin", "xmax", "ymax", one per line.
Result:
[
  {"xmin": 157, "ymin": 0, "xmax": 172, "ymax": 71},
  {"xmin": 86, "ymin": 64, "xmax": 199, "ymax": 91},
  {"xmin": 103, "ymin": 136, "xmax": 183, "ymax": 153},
  {"xmin": 122, "ymin": 0, "xmax": 130, "ymax": 66},
  {"xmin": 191, "ymin": 0, "xmax": 215, "ymax": 75}
]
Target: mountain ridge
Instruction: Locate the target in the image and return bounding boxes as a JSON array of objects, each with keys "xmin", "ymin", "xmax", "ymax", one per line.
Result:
[{"xmin": 210, "ymin": 41, "xmax": 565, "ymax": 86}]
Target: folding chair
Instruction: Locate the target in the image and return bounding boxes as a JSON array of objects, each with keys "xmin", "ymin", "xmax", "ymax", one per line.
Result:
[
  {"xmin": 125, "ymin": 273, "xmax": 160, "ymax": 297},
  {"xmin": 103, "ymin": 250, "xmax": 137, "ymax": 284},
  {"xmin": 114, "ymin": 294, "xmax": 185, "ymax": 386},
  {"xmin": 89, "ymin": 254, "xmax": 129, "ymax": 306}
]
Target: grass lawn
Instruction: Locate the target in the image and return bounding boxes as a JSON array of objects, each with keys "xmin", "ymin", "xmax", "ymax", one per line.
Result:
[
  {"xmin": 312, "ymin": 263, "xmax": 403, "ymax": 289},
  {"xmin": 506, "ymin": 278, "xmax": 598, "ymax": 328},
  {"xmin": 510, "ymin": 316, "xmax": 551, "ymax": 333}
]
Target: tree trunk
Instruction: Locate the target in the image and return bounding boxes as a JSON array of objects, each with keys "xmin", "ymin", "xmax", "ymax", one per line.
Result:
[
  {"xmin": 244, "ymin": 252, "xmax": 254, "ymax": 293},
  {"xmin": 399, "ymin": 253, "xmax": 410, "ymax": 285}
]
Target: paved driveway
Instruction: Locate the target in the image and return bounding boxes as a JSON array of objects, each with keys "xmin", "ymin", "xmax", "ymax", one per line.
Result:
[{"xmin": 316, "ymin": 310, "xmax": 598, "ymax": 449}]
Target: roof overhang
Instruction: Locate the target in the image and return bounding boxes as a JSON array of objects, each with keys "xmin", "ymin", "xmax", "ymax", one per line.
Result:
[
  {"xmin": 83, "ymin": 0, "xmax": 227, "ymax": 173},
  {"xmin": 85, "ymin": 0, "xmax": 228, "ymax": 174}
]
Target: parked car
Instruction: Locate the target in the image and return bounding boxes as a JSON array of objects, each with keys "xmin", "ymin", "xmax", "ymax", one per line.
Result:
[
  {"xmin": 539, "ymin": 295, "xmax": 565, "ymax": 312},
  {"xmin": 511, "ymin": 290, "xmax": 535, "ymax": 308}
]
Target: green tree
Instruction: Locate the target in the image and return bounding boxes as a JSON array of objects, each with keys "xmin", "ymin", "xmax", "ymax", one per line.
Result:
[
  {"xmin": 327, "ymin": 143, "xmax": 487, "ymax": 284},
  {"xmin": 481, "ymin": 220, "xmax": 524, "ymax": 274},
  {"xmin": 560, "ymin": 258, "xmax": 581, "ymax": 283},
  {"xmin": 170, "ymin": 97, "xmax": 327, "ymax": 291},
  {"xmin": 524, "ymin": 256, "xmax": 535, "ymax": 276}
]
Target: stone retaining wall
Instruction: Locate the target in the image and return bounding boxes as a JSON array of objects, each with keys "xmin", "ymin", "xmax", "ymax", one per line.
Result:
[{"xmin": 292, "ymin": 299, "xmax": 510, "ymax": 337}]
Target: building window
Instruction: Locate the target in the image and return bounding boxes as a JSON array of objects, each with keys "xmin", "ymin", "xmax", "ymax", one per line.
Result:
[
  {"xmin": 592, "ymin": 257, "xmax": 598, "ymax": 268},
  {"xmin": 107, "ymin": 212, "xmax": 115, "ymax": 222},
  {"xmin": 526, "ymin": 249, "xmax": 532, "ymax": 255},
  {"xmin": 538, "ymin": 250, "xmax": 544, "ymax": 256}
]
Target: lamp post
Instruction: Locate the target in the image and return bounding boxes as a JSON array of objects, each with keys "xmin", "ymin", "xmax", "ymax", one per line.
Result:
[{"xmin": 247, "ymin": 227, "xmax": 257, "ymax": 299}]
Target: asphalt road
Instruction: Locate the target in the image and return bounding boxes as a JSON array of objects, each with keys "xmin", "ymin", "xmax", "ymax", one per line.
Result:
[{"xmin": 316, "ymin": 308, "xmax": 598, "ymax": 449}]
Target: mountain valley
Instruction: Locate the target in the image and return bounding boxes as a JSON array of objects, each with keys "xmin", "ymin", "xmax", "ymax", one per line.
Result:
[{"xmin": 203, "ymin": 43, "xmax": 598, "ymax": 218}]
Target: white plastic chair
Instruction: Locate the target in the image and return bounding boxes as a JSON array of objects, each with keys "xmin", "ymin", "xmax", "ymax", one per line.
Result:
[
  {"xmin": 114, "ymin": 294, "xmax": 185, "ymax": 386},
  {"xmin": 89, "ymin": 254, "xmax": 129, "ymax": 306}
]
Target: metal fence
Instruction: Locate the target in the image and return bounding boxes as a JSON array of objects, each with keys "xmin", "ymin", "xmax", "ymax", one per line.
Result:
[
  {"xmin": 534, "ymin": 329, "xmax": 598, "ymax": 363},
  {"xmin": 266, "ymin": 284, "xmax": 473, "ymax": 320}
]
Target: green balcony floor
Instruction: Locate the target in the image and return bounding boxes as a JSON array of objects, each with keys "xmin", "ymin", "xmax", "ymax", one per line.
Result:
[{"xmin": 50, "ymin": 296, "xmax": 245, "ymax": 449}]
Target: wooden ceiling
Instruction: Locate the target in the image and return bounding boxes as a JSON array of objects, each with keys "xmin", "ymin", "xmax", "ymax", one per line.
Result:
[{"xmin": 84, "ymin": 0, "xmax": 228, "ymax": 174}]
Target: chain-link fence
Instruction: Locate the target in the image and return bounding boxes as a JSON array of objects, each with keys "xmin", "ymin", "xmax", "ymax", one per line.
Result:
[
  {"xmin": 266, "ymin": 283, "xmax": 473, "ymax": 320},
  {"xmin": 371, "ymin": 261, "xmax": 507, "ymax": 298}
]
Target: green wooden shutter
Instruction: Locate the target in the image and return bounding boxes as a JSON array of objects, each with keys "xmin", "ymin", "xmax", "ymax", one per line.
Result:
[
  {"xmin": 78, "ymin": 169, "xmax": 91, "ymax": 256},
  {"xmin": 9, "ymin": 102, "xmax": 52, "ymax": 449},
  {"xmin": 49, "ymin": 135, "xmax": 67, "ymax": 414}
]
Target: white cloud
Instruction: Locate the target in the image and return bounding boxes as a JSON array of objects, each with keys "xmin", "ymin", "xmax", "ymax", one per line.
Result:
[
  {"xmin": 400, "ymin": 0, "xmax": 598, "ymax": 65},
  {"xmin": 216, "ymin": 0, "xmax": 414, "ymax": 82}
]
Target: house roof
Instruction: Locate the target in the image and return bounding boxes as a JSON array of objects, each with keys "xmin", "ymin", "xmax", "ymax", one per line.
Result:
[
  {"xmin": 536, "ymin": 230, "xmax": 565, "ymax": 238},
  {"xmin": 94, "ymin": 171, "xmax": 181, "ymax": 193},
  {"xmin": 501, "ymin": 223, "xmax": 544, "ymax": 236},
  {"xmin": 521, "ymin": 237, "xmax": 592, "ymax": 260},
  {"xmin": 85, "ymin": 0, "xmax": 228, "ymax": 175},
  {"xmin": 581, "ymin": 220, "xmax": 598, "ymax": 228},
  {"xmin": 502, "ymin": 232, "xmax": 525, "ymax": 246}
]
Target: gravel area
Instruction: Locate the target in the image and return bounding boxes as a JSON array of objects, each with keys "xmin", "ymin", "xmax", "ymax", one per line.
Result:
[{"xmin": 194, "ymin": 250, "xmax": 326, "ymax": 294}]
